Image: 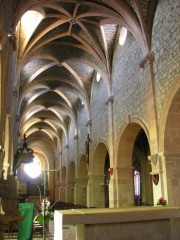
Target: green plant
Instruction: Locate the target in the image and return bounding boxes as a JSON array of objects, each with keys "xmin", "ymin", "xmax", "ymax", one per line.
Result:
[{"xmin": 34, "ymin": 198, "xmax": 54, "ymax": 226}]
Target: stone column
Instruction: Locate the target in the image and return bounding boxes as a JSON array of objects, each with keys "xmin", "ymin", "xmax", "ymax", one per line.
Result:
[
  {"xmin": 59, "ymin": 184, "xmax": 66, "ymax": 202},
  {"xmin": 149, "ymin": 154, "xmax": 164, "ymax": 205},
  {"xmin": 161, "ymin": 153, "xmax": 180, "ymax": 206},
  {"xmin": 85, "ymin": 120, "xmax": 92, "ymax": 172},
  {"xmin": 88, "ymin": 175, "xmax": 105, "ymax": 208},
  {"xmin": 64, "ymin": 144, "xmax": 69, "ymax": 202},
  {"xmin": 105, "ymin": 96, "xmax": 117, "ymax": 207},
  {"xmin": 74, "ymin": 178, "xmax": 87, "ymax": 206},
  {"xmin": 73, "ymin": 134, "xmax": 79, "ymax": 205},
  {"xmin": 108, "ymin": 178, "xmax": 118, "ymax": 207},
  {"xmin": 139, "ymin": 53, "xmax": 158, "ymax": 154},
  {"xmin": 86, "ymin": 175, "xmax": 92, "ymax": 208},
  {"xmin": 116, "ymin": 167, "xmax": 134, "ymax": 207},
  {"xmin": 66, "ymin": 181, "xmax": 75, "ymax": 203},
  {"xmin": 0, "ymin": 46, "xmax": 3, "ymax": 160}
]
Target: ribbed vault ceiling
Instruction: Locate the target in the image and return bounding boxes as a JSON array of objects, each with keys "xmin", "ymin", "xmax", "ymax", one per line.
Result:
[{"xmin": 13, "ymin": 0, "xmax": 157, "ymax": 152}]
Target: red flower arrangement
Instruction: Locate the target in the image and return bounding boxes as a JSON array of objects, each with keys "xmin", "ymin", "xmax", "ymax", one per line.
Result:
[{"xmin": 157, "ymin": 197, "xmax": 167, "ymax": 206}]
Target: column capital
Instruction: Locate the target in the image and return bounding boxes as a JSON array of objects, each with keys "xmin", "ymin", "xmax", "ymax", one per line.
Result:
[
  {"xmin": 148, "ymin": 153, "xmax": 159, "ymax": 166},
  {"xmin": 86, "ymin": 120, "xmax": 92, "ymax": 127},
  {"xmin": 8, "ymin": 33, "xmax": 17, "ymax": 51},
  {"xmin": 148, "ymin": 154, "xmax": 161, "ymax": 173},
  {"xmin": 105, "ymin": 95, "xmax": 114, "ymax": 105},
  {"xmin": 74, "ymin": 134, "xmax": 78, "ymax": 140},
  {"xmin": 139, "ymin": 52, "xmax": 155, "ymax": 68}
]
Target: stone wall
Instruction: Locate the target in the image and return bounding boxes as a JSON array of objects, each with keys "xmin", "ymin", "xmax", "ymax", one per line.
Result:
[
  {"xmin": 90, "ymin": 78, "xmax": 109, "ymax": 151},
  {"xmin": 152, "ymin": 0, "xmax": 180, "ymax": 120},
  {"xmin": 112, "ymin": 31, "xmax": 145, "ymax": 146}
]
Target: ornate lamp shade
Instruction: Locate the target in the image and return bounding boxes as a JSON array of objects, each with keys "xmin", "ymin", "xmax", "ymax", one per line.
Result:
[{"xmin": 13, "ymin": 134, "xmax": 34, "ymax": 175}]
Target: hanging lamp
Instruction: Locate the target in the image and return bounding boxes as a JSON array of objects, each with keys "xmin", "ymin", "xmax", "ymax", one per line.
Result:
[{"xmin": 13, "ymin": 134, "xmax": 34, "ymax": 175}]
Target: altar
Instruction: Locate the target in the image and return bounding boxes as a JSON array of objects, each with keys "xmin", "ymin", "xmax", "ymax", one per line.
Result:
[{"xmin": 54, "ymin": 206, "xmax": 180, "ymax": 240}]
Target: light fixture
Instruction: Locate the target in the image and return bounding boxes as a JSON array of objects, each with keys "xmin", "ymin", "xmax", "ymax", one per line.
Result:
[{"xmin": 13, "ymin": 134, "xmax": 34, "ymax": 174}]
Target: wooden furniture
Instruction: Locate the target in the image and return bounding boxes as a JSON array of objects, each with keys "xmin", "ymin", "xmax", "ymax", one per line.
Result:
[{"xmin": 0, "ymin": 214, "xmax": 25, "ymax": 239}]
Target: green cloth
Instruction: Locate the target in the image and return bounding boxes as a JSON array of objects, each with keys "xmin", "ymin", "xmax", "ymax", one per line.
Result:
[{"xmin": 18, "ymin": 203, "xmax": 34, "ymax": 240}]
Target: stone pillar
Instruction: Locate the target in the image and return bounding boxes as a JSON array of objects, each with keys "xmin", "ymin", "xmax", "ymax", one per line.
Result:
[
  {"xmin": 0, "ymin": 46, "xmax": 3, "ymax": 162},
  {"xmin": 149, "ymin": 153, "xmax": 165, "ymax": 205},
  {"xmin": 74, "ymin": 178, "xmax": 87, "ymax": 206},
  {"xmin": 87, "ymin": 175, "xmax": 92, "ymax": 208},
  {"xmin": 116, "ymin": 167, "xmax": 134, "ymax": 207},
  {"xmin": 85, "ymin": 120, "xmax": 92, "ymax": 172},
  {"xmin": 66, "ymin": 181, "xmax": 75, "ymax": 203},
  {"xmin": 139, "ymin": 53, "xmax": 158, "ymax": 154},
  {"xmin": 108, "ymin": 178, "xmax": 117, "ymax": 207},
  {"xmin": 88, "ymin": 175, "xmax": 105, "ymax": 208},
  {"xmin": 161, "ymin": 153, "xmax": 180, "ymax": 206},
  {"xmin": 59, "ymin": 184, "xmax": 66, "ymax": 202},
  {"xmin": 105, "ymin": 95, "xmax": 117, "ymax": 207},
  {"xmin": 64, "ymin": 144, "xmax": 69, "ymax": 202},
  {"xmin": 73, "ymin": 134, "xmax": 78, "ymax": 205}
]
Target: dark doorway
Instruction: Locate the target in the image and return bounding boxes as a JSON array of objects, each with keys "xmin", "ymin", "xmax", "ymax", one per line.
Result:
[
  {"xmin": 133, "ymin": 129, "xmax": 153, "ymax": 206},
  {"xmin": 104, "ymin": 152, "xmax": 110, "ymax": 208}
]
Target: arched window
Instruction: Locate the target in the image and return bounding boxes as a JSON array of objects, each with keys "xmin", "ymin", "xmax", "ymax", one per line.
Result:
[
  {"xmin": 96, "ymin": 72, "xmax": 101, "ymax": 82},
  {"xmin": 119, "ymin": 27, "xmax": 127, "ymax": 46},
  {"xmin": 134, "ymin": 170, "xmax": 141, "ymax": 197}
]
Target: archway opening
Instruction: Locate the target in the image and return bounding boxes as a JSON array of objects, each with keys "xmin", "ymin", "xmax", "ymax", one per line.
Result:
[
  {"xmin": 67, "ymin": 161, "xmax": 75, "ymax": 204},
  {"xmin": 92, "ymin": 143, "xmax": 109, "ymax": 208},
  {"xmin": 132, "ymin": 130, "xmax": 153, "ymax": 206},
  {"xmin": 117, "ymin": 123, "xmax": 153, "ymax": 207},
  {"xmin": 77, "ymin": 155, "xmax": 88, "ymax": 207},
  {"xmin": 104, "ymin": 153, "xmax": 110, "ymax": 208}
]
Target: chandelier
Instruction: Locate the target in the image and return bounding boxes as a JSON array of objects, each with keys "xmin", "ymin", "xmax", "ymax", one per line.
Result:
[{"xmin": 13, "ymin": 134, "xmax": 34, "ymax": 174}]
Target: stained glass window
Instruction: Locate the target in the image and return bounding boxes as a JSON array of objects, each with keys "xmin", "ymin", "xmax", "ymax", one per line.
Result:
[{"xmin": 134, "ymin": 170, "xmax": 140, "ymax": 196}]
